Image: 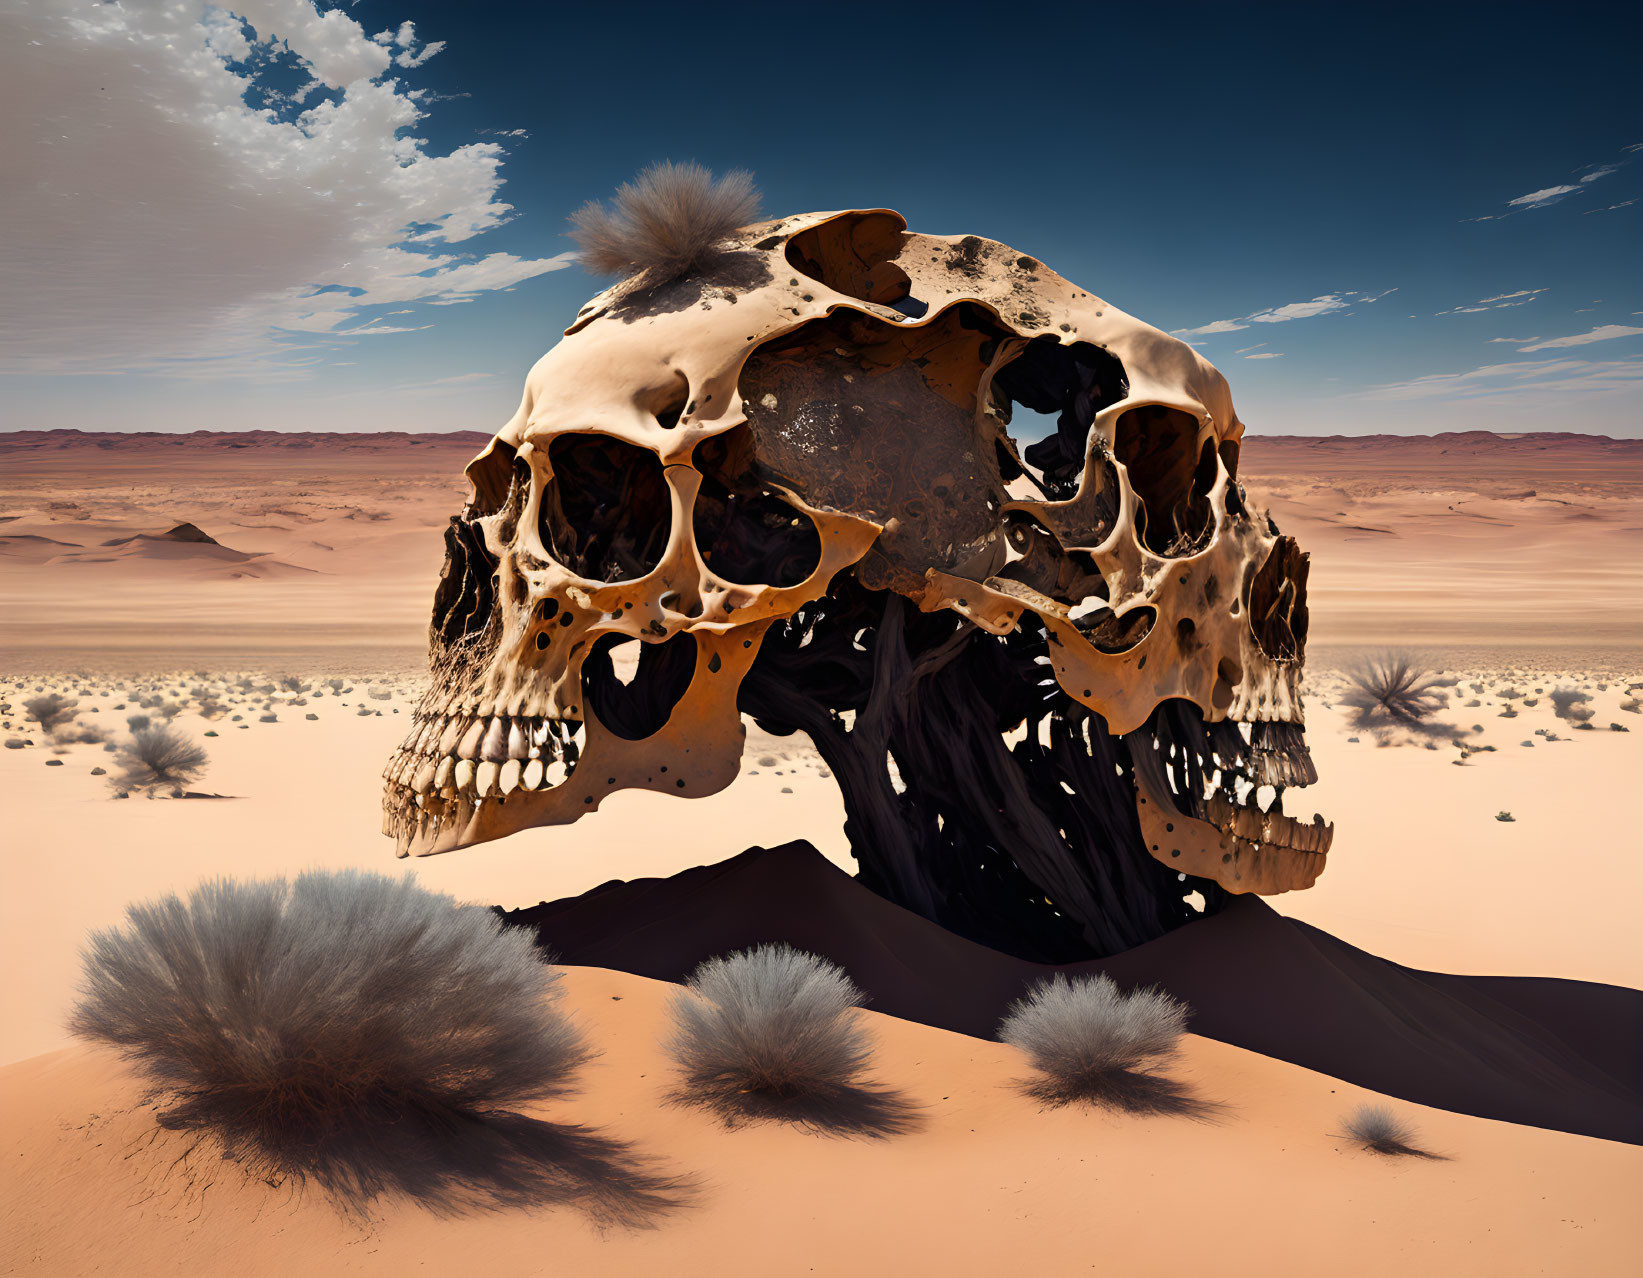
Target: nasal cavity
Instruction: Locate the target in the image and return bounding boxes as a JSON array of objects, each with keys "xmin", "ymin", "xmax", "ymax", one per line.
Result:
[
  {"xmin": 582, "ymin": 632, "xmax": 697, "ymax": 740},
  {"xmin": 540, "ymin": 433, "xmax": 670, "ymax": 582},
  {"xmin": 1247, "ymin": 537, "xmax": 1310, "ymax": 662}
]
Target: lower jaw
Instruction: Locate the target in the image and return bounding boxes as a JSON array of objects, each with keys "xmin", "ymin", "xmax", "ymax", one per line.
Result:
[{"xmin": 1125, "ymin": 708, "xmax": 1333, "ymax": 895}]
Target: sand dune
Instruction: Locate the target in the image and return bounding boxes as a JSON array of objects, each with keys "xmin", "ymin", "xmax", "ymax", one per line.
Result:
[{"xmin": 3, "ymin": 967, "xmax": 1639, "ymax": 1278}]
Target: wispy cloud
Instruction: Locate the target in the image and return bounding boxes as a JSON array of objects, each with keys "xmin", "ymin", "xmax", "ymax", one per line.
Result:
[
  {"xmin": 1, "ymin": 2, "xmax": 567, "ymax": 378},
  {"xmin": 1487, "ymin": 336, "xmax": 1540, "ymax": 344},
  {"xmin": 1244, "ymin": 352, "xmax": 1283, "ymax": 360},
  {"xmin": 1358, "ymin": 356, "xmax": 1643, "ymax": 402},
  {"xmin": 1583, "ymin": 198, "xmax": 1637, "ymax": 215},
  {"xmin": 1516, "ymin": 325, "xmax": 1643, "ymax": 352},
  {"xmin": 1462, "ymin": 147, "xmax": 1634, "ymax": 221},
  {"xmin": 1436, "ymin": 288, "xmax": 1545, "ymax": 316},
  {"xmin": 1173, "ymin": 289, "xmax": 1389, "ymax": 337},
  {"xmin": 1234, "ymin": 342, "xmax": 1267, "ymax": 353}
]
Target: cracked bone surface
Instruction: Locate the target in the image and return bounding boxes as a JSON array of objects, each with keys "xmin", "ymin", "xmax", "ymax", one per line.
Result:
[{"xmin": 383, "ymin": 208, "xmax": 1329, "ymax": 961}]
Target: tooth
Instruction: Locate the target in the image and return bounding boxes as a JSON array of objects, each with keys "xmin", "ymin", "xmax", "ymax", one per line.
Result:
[
  {"xmin": 458, "ymin": 719, "xmax": 485, "ymax": 759},
  {"xmin": 522, "ymin": 758, "xmax": 544, "ymax": 790},
  {"xmin": 434, "ymin": 756, "xmax": 454, "ymax": 790},
  {"xmin": 481, "ymin": 717, "xmax": 508, "ymax": 763},
  {"xmin": 454, "ymin": 759, "xmax": 475, "ymax": 791},
  {"xmin": 545, "ymin": 759, "xmax": 568, "ymax": 787},
  {"xmin": 440, "ymin": 717, "xmax": 468, "ymax": 755},
  {"xmin": 475, "ymin": 760, "xmax": 499, "ymax": 796},
  {"xmin": 499, "ymin": 759, "xmax": 522, "ymax": 794},
  {"xmin": 413, "ymin": 759, "xmax": 437, "ymax": 793},
  {"xmin": 507, "ymin": 720, "xmax": 529, "ymax": 760}
]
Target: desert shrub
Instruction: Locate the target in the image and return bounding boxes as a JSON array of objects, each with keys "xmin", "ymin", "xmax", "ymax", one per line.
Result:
[
  {"xmin": 52, "ymin": 721, "xmax": 107, "ymax": 746},
  {"xmin": 998, "ymin": 973, "xmax": 1203, "ymax": 1114},
  {"xmin": 112, "ymin": 725, "xmax": 208, "ymax": 793},
  {"xmin": 570, "ymin": 161, "xmax": 761, "ymax": 283},
  {"xmin": 663, "ymin": 944, "xmax": 914, "ymax": 1135},
  {"xmin": 1340, "ymin": 651, "xmax": 1447, "ymax": 736},
  {"xmin": 24, "ymin": 693, "xmax": 77, "ymax": 732},
  {"xmin": 278, "ymin": 674, "xmax": 304, "ymax": 692},
  {"xmin": 1340, "ymin": 1102, "xmax": 1444, "ymax": 1158},
  {"xmin": 1549, "ymin": 687, "xmax": 1594, "ymax": 723},
  {"xmin": 125, "ymin": 713, "xmax": 151, "ymax": 731},
  {"xmin": 367, "ymin": 685, "xmax": 392, "ymax": 701},
  {"xmin": 69, "ymin": 871, "xmax": 680, "ymax": 1217}
]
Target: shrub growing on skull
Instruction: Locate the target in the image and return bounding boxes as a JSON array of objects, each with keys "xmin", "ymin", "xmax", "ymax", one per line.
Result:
[
  {"xmin": 998, "ymin": 973, "xmax": 1201, "ymax": 1113},
  {"xmin": 663, "ymin": 944, "xmax": 913, "ymax": 1135},
  {"xmin": 70, "ymin": 871, "xmax": 604, "ymax": 1209}
]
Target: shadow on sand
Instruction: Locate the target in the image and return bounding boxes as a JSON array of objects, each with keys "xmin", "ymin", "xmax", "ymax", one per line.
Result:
[
  {"xmin": 668, "ymin": 1075, "xmax": 924, "ymax": 1139},
  {"xmin": 152, "ymin": 1101, "xmax": 695, "ymax": 1227}
]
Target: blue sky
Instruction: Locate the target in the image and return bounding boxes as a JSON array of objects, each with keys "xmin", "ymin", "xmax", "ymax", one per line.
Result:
[{"xmin": 3, "ymin": 0, "xmax": 1639, "ymax": 436}]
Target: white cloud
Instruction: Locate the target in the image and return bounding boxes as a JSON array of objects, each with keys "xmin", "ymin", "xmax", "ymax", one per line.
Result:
[
  {"xmin": 1234, "ymin": 342, "xmax": 1267, "ymax": 353},
  {"xmin": 1247, "ymin": 294, "xmax": 1352, "ymax": 323},
  {"xmin": 1487, "ymin": 336, "xmax": 1540, "ymax": 343},
  {"xmin": 1584, "ymin": 199, "xmax": 1637, "ymax": 215},
  {"xmin": 1516, "ymin": 325, "xmax": 1643, "ymax": 352},
  {"xmin": 1175, "ymin": 318, "xmax": 1249, "ymax": 336},
  {"xmin": 1507, "ymin": 184, "xmax": 1582, "ymax": 208},
  {"xmin": 1436, "ymin": 288, "xmax": 1545, "ymax": 316},
  {"xmin": 1358, "ymin": 356, "xmax": 1643, "ymax": 402},
  {"xmin": 1579, "ymin": 165, "xmax": 1619, "ymax": 184},
  {"xmin": 0, "ymin": 1, "xmax": 563, "ymax": 378},
  {"xmin": 1174, "ymin": 291, "xmax": 1369, "ymax": 337},
  {"xmin": 1243, "ymin": 352, "xmax": 1283, "ymax": 360}
]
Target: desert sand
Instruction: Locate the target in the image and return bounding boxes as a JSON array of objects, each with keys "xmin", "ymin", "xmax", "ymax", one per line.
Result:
[
  {"xmin": 4, "ymin": 965, "xmax": 1639, "ymax": 1278},
  {"xmin": 2, "ymin": 429, "xmax": 1640, "ymax": 1274}
]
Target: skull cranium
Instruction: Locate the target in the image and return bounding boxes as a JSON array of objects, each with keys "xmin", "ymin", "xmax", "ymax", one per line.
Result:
[{"xmin": 383, "ymin": 208, "xmax": 1329, "ymax": 960}]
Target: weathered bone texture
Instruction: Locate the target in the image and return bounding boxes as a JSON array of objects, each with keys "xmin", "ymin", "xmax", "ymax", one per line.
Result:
[{"xmin": 384, "ymin": 208, "xmax": 1330, "ymax": 961}]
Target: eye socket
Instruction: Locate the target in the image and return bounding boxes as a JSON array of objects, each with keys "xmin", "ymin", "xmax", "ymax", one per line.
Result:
[
  {"xmin": 539, "ymin": 433, "xmax": 671, "ymax": 582},
  {"xmin": 692, "ymin": 428, "xmax": 821, "ymax": 588},
  {"xmin": 1113, "ymin": 406, "xmax": 1216, "ymax": 556}
]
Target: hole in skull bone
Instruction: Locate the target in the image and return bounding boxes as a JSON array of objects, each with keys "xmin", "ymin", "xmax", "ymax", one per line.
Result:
[
  {"xmin": 1247, "ymin": 535, "xmax": 1310, "ymax": 662},
  {"xmin": 582, "ymin": 631, "xmax": 697, "ymax": 741},
  {"xmin": 1078, "ymin": 605, "xmax": 1155, "ymax": 654},
  {"xmin": 990, "ymin": 338, "xmax": 1128, "ymax": 501},
  {"xmin": 692, "ymin": 427, "xmax": 822, "ymax": 587},
  {"xmin": 539, "ymin": 433, "xmax": 670, "ymax": 582},
  {"xmin": 996, "ymin": 511, "xmax": 1109, "ymax": 605},
  {"xmin": 736, "ymin": 303, "xmax": 1013, "ymax": 591},
  {"xmin": 784, "ymin": 211, "xmax": 925, "ymax": 315}
]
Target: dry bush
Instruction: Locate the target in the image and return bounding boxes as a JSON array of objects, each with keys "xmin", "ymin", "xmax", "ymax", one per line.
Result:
[
  {"xmin": 570, "ymin": 161, "xmax": 760, "ymax": 283},
  {"xmin": 1340, "ymin": 651, "xmax": 1450, "ymax": 740},
  {"xmin": 71, "ymin": 872, "xmax": 683, "ymax": 1220},
  {"xmin": 1340, "ymin": 1102, "xmax": 1445, "ymax": 1158},
  {"xmin": 1549, "ymin": 687, "xmax": 1594, "ymax": 723},
  {"xmin": 24, "ymin": 693, "xmax": 78, "ymax": 732},
  {"xmin": 663, "ymin": 944, "xmax": 915, "ymax": 1136},
  {"xmin": 112, "ymin": 726, "xmax": 208, "ymax": 793},
  {"xmin": 998, "ymin": 973, "xmax": 1205, "ymax": 1114}
]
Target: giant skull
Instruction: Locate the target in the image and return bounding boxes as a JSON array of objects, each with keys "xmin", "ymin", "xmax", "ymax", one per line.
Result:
[{"xmin": 383, "ymin": 209, "xmax": 1329, "ymax": 961}]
